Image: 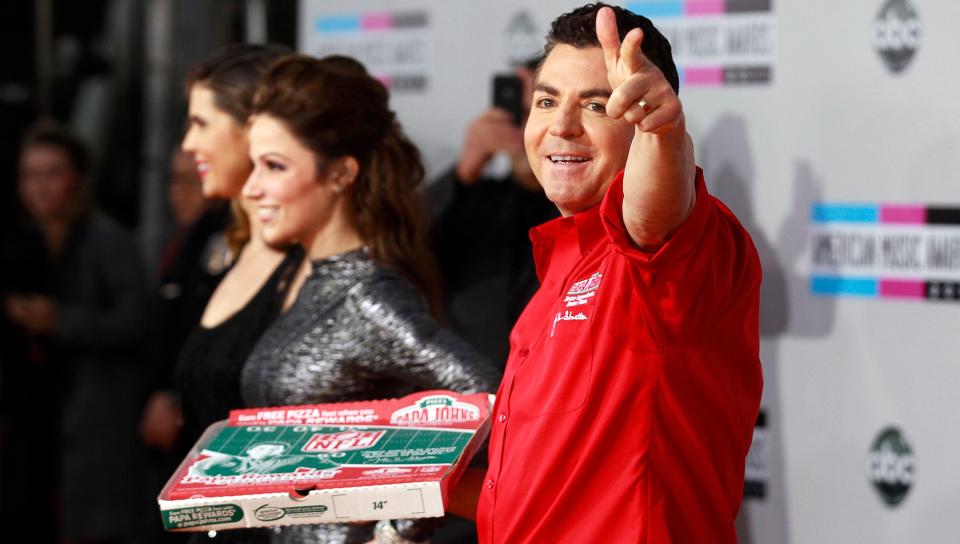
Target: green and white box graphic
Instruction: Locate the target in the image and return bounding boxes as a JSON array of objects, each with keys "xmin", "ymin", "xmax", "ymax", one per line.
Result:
[{"xmin": 159, "ymin": 391, "xmax": 492, "ymax": 531}]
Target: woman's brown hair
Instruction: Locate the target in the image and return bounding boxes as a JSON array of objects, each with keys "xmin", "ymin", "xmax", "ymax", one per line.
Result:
[
  {"xmin": 186, "ymin": 43, "xmax": 290, "ymax": 257},
  {"xmin": 251, "ymin": 54, "xmax": 442, "ymax": 317}
]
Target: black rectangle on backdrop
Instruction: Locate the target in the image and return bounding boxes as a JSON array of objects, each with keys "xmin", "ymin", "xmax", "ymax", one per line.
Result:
[
  {"xmin": 726, "ymin": 0, "xmax": 773, "ymax": 13},
  {"xmin": 724, "ymin": 65, "xmax": 772, "ymax": 84},
  {"xmin": 925, "ymin": 208, "xmax": 960, "ymax": 225}
]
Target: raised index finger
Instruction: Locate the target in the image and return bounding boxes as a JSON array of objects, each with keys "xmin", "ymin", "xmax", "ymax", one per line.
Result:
[{"xmin": 596, "ymin": 6, "xmax": 621, "ymax": 74}]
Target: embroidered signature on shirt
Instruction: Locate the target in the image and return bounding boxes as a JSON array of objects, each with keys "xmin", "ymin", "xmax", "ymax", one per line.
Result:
[{"xmin": 551, "ymin": 310, "xmax": 588, "ymax": 337}]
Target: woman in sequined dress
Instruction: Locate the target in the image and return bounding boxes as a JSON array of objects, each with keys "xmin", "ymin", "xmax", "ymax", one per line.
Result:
[{"xmin": 239, "ymin": 55, "xmax": 500, "ymax": 544}]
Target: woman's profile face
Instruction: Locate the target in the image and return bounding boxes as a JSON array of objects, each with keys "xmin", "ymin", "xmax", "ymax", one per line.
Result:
[
  {"xmin": 181, "ymin": 85, "xmax": 251, "ymax": 199},
  {"xmin": 18, "ymin": 144, "xmax": 79, "ymax": 222},
  {"xmin": 243, "ymin": 114, "xmax": 343, "ymax": 249}
]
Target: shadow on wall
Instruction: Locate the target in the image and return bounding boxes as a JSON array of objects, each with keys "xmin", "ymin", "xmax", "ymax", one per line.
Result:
[
  {"xmin": 779, "ymin": 160, "xmax": 836, "ymax": 337},
  {"xmin": 700, "ymin": 114, "xmax": 784, "ymax": 544},
  {"xmin": 701, "ymin": 115, "xmax": 839, "ymax": 544}
]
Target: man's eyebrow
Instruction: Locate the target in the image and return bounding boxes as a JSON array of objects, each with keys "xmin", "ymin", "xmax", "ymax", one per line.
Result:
[
  {"xmin": 533, "ymin": 83, "xmax": 611, "ymax": 100},
  {"xmin": 580, "ymin": 88, "xmax": 611, "ymax": 99},
  {"xmin": 534, "ymin": 83, "xmax": 559, "ymax": 95}
]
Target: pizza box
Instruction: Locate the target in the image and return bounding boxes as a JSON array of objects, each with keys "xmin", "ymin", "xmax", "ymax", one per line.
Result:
[{"xmin": 158, "ymin": 390, "xmax": 491, "ymax": 532}]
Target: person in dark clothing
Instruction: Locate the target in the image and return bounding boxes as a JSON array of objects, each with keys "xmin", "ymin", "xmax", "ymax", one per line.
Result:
[
  {"xmin": 139, "ymin": 44, "xmax": 297, "ymax": 544},
  {"xmin": 136, "ymin": 151, "xmax": 229, "ymax": 544},
  {"xmin": 140, "ymin": 151, "xmax": 231, "ymax": 451},
  {"xmin": 138, "ymin": 43, "xmax": 295, "ymax": 454},
  {"xmin": 429, "ymin": 59, "xmax": 558, "ymax": 369},
  {"xmin": 154, "ymin": 150, "xmax": 229, "ymax": 380},
  {"xmin": 0, "ymin": 218, "xmax": 57, "ymax": 544},
  {"xmin": 152, "ymin": 203, "xmax": 230, "ymax": 385},
  {"xmin": 5, "ymin": 120, "xmax": 148, "ymax": 543},
  {"xmin": 429, "ymin": 168, "xmax": 557, "ymax": 368}
]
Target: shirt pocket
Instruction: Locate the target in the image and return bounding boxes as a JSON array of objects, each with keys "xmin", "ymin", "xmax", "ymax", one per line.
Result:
[
  {"xmin": 511, "ymin": 326, "xmax": 594, "ymax": 416},
  {"xmin": 511, "ymin": 270, "xmax": 605, "ymax": 416}
]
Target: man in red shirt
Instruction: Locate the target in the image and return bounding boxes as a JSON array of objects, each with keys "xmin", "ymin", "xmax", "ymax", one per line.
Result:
[{"xmin": 452, "ymin": 4, "xmax": 762, "ymax": 543}]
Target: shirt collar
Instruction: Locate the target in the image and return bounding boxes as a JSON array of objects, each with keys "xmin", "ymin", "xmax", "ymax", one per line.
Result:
[
  {"xmin": 528, "ymin": 180, "xmax": 612, "ymax": 282},
  {"xmin": 530, "ymin": 167, "xmax": 709, "ymax": 279}
]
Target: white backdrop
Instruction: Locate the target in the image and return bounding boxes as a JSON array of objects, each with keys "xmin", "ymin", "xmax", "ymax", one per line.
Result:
[{"xmin": 299, "ymin": 1, "xmax": 960, "ymax": 542}]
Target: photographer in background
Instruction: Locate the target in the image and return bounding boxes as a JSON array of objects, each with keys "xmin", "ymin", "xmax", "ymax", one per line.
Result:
[
  {"xmin": 6, "ymin": 120, "xmax": 148, "ymax": 544},
  {"xmin": 428, "ymin": 57, "xmax": 558, "ymax": 369}
]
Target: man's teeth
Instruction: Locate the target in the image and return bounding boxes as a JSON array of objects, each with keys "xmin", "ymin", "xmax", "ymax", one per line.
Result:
[
  {"xmin": 196, "ymin": 163, "xmax": 209, "ymax": 173},
  {"xmin": 549, "ymin": 155, "xmax": 588, "ymax": 163}
]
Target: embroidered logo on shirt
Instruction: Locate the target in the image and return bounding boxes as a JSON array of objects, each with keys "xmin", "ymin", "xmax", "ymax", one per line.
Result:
[
  {"xmin": 565, "ymin": 272, "xmax": 603, "ymax": 308},
  {"xmin": 568, "ymin": 272, "xmax": 603, "ymax": 295}
]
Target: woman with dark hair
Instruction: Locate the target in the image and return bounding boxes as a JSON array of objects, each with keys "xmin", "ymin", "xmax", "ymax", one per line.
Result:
[
  {"xmin": 137, "ymin": 44, "xmax": 302, "ymax": 543},
  {"xmin": 174, "ymin": 42, "xmax": 308, "ymax": 442},
  {"xmin": 240, "ymin": 55, "xmax": 500, "ymax": 544},
  {"xmin": 5, "ymin": 121, "xmax": 148, "ymax": 543}
]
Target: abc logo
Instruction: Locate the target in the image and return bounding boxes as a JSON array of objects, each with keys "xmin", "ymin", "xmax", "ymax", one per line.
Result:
[
  {"xmin": 866, "ymin": 427, "xmax": 915, "ymax": 507},
  {"xmin": 871, "ymin": 0, "xmax": 921, "ymax": 73}
]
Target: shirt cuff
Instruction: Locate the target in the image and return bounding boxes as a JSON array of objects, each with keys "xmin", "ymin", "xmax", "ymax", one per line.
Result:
[{"xmin": 599, "ymin": 167, "xmax": 711, "ymax": 268}]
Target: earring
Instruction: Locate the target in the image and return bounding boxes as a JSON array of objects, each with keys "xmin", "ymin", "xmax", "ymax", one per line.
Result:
[{"xmin": 332, "ymin": 185, "xmax": 343, "ymax": 195}]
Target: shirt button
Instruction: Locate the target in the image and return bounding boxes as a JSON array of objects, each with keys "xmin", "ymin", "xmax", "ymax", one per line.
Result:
[
  {"xmin": 486, "ymin": 479, "xmax": 495, "ymax": 489},
  {"xmin": 497, "ymin": 413, "xmax": 507, "ymax": 423},
  {"xmin": 518, "ymin": 347, "xmax": 530, "ymax": 357}
]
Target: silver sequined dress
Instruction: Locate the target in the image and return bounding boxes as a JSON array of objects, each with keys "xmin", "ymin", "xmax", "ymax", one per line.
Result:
[{"xmin": 241, "ymin": 248, "xmax": 500, "ymax": 544}]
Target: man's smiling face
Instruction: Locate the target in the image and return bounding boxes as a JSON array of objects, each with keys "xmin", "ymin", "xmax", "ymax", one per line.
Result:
[{"xmin": 525, "ymin": 44, "xmax": 635, "ymax": 216}]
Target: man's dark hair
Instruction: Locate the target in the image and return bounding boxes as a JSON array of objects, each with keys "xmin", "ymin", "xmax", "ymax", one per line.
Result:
[
  {"xmin": 20, "ymin": 119, "xmax": 94, "ymax": 219},
  {"xmin": 21, "ymin": 119, "xmax": 91, "ymax": 179},
  {"xmin": 541, "ymin": 2, "xmax": 680, "ymax": 95}
]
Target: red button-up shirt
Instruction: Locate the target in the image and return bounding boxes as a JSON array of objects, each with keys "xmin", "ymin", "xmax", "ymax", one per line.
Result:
[{"xmin": 477, "ymin": 169, "xmax": 762, "ymax": 543}]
